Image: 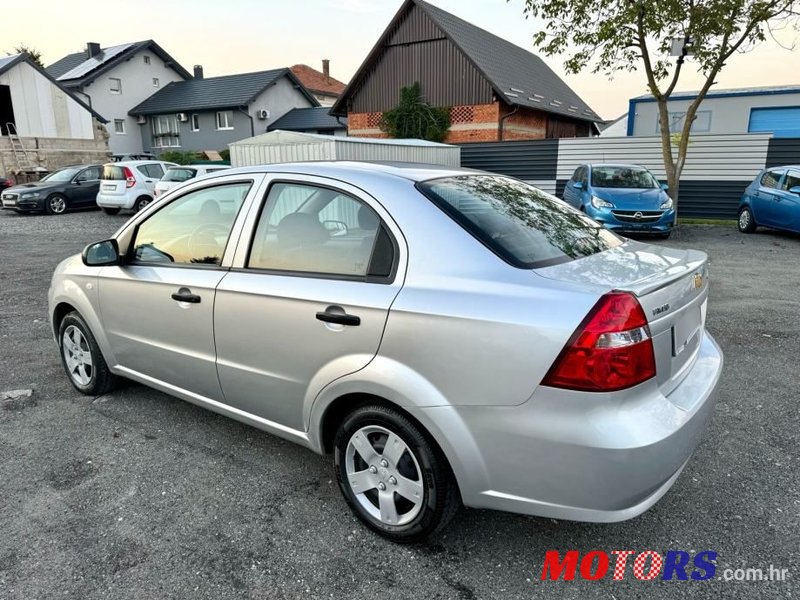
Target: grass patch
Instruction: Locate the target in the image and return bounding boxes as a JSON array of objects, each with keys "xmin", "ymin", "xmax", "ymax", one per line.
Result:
[{"xmin": 678, "ymin": 218, "xmax": 737, "ymax": 226}]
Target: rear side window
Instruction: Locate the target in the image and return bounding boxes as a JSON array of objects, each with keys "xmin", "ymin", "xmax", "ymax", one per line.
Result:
[
  {"xmin": 163, "ymin": 168, "xmax": 197, "ymax": 182},
  {"xmin": 761, "ymin": 170, "xmax": 783, "ymax": 189},
  {"xmin": 418, "ymin": 175, "xmax": 622, "ymax": 269},
  {"xmin": 101, "ymin": 165, "xmax": 125, "ymax": 180}
]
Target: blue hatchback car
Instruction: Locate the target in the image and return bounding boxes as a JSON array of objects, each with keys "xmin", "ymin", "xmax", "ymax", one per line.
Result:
[
  {"xmin": 562, "ymin": 164, "xmax": 675, "ymax": 238},
  {"xmin": 738, "ymin": 166, "xmax": 800, "ymax": 234}
]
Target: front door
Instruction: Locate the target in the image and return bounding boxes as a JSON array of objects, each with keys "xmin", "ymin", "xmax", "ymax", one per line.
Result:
[
  {"xmin": 70, "ymin": 166, "xmax": 102, "ymax": 207},
  {"xmin": 98, "ymin": 178, "xmax": 256, "ymax": 399},
  {"xmin": 755, "ymin": 169, "xmax": 784, "ymax": 227},
  {"xmin": 214, "ymin": 177, "xmax": 404, "ymax": 431},
  {"xmin": 773, "ymin": 169, "xmax": 800, "ymax": 232}
]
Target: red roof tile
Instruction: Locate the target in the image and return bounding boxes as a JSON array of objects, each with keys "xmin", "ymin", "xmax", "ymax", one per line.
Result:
[{"xmin": 290, "ymin": 64, "xmax": 346, "ymax": 97}]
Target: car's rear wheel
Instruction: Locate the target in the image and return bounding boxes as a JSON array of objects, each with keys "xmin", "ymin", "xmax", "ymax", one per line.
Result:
[
  {"xmin": 102, "ymin": 207, "xmax": 121, "ymax": 215},
  {"xmin": 58, "ymin": 311, "xmax": 118, "ymax": 395},
  {"xmin": 134, "ymin": 196, "xmax": 152, "ymax": 212},
  {"xmin": 45, "ymin": 194, "xmax": 67, "ymax": 215},
  {"xmin": 334, "ymin": 404, "xmax": 460, "ymax": 543},
  {"xmin": 738, "ymin": 207, "xmax": 757, "ymax": 233}
]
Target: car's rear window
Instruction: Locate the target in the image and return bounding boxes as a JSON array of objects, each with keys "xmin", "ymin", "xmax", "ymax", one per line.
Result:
[
  {"xmin": 163, "ymin": 168, "xmax": 197, "ymax": 182},
  {"xmin": 418, "ymin": 175, "xmax": 622, "ymax": 269},
  {"xmin": 101, "ymin": 165, "xmax": 125, "ymax": 180}
]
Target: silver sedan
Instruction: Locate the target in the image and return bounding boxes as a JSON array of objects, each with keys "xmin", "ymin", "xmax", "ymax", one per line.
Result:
[{"xmin": 48, "ymin": 162, "xmax": 723, "ymax": 542}]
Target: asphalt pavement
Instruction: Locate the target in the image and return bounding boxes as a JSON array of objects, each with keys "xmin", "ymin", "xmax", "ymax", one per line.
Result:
[{"xmin": 0, "ymin": 208, "xmax": 797, "ymax": 599}]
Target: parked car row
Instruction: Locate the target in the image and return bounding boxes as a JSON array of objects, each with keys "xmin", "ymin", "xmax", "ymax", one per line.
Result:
[{"xmin": 1, "ymin": 161, "xmax": 229, "ymax": 216}]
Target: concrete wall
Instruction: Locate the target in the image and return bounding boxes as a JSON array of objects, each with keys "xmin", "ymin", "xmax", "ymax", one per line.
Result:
[
  {"xmin": 0, "ymin": 118, "xmax": 110, "ymax": 177},
  {"xmin": 630, "ymin": 92, "xmax": 800, "ymax": 136},
  {"xmin": 81, "ymin": 48, "xmax": 187, "ymax": 154},
  {"xmin": 141, "ymin": 75, "xmax": 315, "ymax": 154},
  {"xmin": 0, "ymin": 61, "xmax": 95, "ymax": 139}
]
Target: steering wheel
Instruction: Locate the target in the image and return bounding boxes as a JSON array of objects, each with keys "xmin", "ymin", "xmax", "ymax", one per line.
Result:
[{"xmin": 189, "ymin": 223, "xmax": 229, "ymax": 261}]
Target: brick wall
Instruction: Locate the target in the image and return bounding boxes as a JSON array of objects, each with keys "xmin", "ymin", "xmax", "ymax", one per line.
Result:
[{"xmin": 501, "ymin": 107, "xmax": 547, "ymax": 141}]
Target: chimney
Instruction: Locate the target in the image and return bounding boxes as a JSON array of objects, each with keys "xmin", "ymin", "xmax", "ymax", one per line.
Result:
[
  {"xmin": 322, "ymin": 59, "xmax": 330, "ymax": 84},
  {"xmin": 193, "ymin": 65, "xmax": 204, "ymax": 79},
  {"xmin": 87, "ymin": 42, "xmax": 101, "ymax": 59}
]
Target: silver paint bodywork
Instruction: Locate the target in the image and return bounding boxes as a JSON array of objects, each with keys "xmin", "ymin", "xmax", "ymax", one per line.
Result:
[{"xmin": 49, "ymin": 162, "xmax": 723, "ymax": 522}]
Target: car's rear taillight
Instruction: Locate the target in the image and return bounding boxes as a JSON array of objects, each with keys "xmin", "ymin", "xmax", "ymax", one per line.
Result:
[
  {"xmin": 123, "ymin": 166, "xmax": 136, "ymax": 188},
  {"xmin": 542, "ymin": 292, "xmax": 656, "ymax": 392}
]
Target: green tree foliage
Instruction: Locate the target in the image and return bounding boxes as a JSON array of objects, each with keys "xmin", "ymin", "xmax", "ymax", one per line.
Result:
[
  {"xmin": 379, "ymin": 83, "xmax": 451, "ymax": 142},
  {"xmin": 158, "ymin": 150, "xmax": 201, "ymax": 164},
  {"xmin": 515, "ymin": 0, "xmax": 799, "ymax": 207},
  {"xmin": 9, "ymin": 44, "xmax": 44, "ymax": 67}
]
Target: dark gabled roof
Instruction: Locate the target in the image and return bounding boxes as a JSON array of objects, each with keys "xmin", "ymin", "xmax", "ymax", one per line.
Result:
[
  {"xmin": 0, "ymin": 53, "xmax": 107, "ymax": 123},
  {"xmin": 45, "ymin": 40, "xmax": 192, "ymax": 86},
  {"xmin": 332, "ymin": 0, "xmax": 600, "ymax": 123},
  {"xmin": 268, "ymin": 107, "xmax": 347, "ymax": 132},
  {"xmin": 129, "ymin": 68, "xmax": 319, "ymax": 115}
]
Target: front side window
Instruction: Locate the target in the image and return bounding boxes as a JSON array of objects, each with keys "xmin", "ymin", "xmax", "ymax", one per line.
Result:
[
  {"xmin": 248, "ymin": 182, "xmax": 389, "ymax": 277},
  {"xmin": 131, "ymin": 182, "xmax": 252, "ymax": 266},
  {"xmin": 216, "ymin": 110, "xmax": 234, "ymax": 130},
  {"xmin": 781, "ymin": 170, "xmax": 800, "ymax": 192},
  {"xmin": 761, "ymin": 170, "xmax": 784, "ymax": 189},
  {"xmin": 151, "ymin": 115, "xmax": 180, "ymax": 148},
  {"xmin": 109, "ymin": 78, "xmax": 121, "ymax": 94},
  {"xmin": 42, "ymin": 167, "xmax": 81, "ymax": 182},
  {"xmin": 113, "ymin": 119, "xmax": 125, "ymax": 134},
  {"xmin": 591, "ymin": 166, "xmax": 659, "ymax": 189},
  {"xmin": 418, "ymin": 175, "xmax": 622, "ymax": 269}
]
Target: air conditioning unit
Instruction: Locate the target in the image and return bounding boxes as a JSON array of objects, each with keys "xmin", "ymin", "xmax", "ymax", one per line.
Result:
[
  {"xmin": 177, "ymin": 112, "xmax": 189, "ymax": 122},
  {"xmin": 136, "ymin": 115, "xmax": 147, "ymax": 125},
  {"xmin": 256, "ymin": 109, "xmax": 270, "ymax": 120}
]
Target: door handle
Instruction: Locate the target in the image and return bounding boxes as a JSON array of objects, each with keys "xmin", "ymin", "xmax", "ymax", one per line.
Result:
[
  {"xmin": 171, "ymin": 287, "xmax": 201, "ymax": 303},
  {"xmin": 316, "ymin": 307, "xmax": 360, "ymax": 326}
]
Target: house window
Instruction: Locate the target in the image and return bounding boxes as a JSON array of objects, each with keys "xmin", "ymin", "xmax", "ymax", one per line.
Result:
[
  {"xmin": 191, "ymin": 114, "xmax": 200, "ymax": 132},
  {"xmin": 216, "ymin": 110, "xmax": 234, "ymax": 130},
  {"xmin": 658, "ymin": 110, "xmax": 712, "ymax": 133},
  {"xmin": 143, "ymin": 55, "xmax": 151, "ymax": 65},
  {"xmin": 151, "ymin": 115, "xmax": 181, "ymax": 148},
  {"xmin": 109, "ymin": 78, "xmax": 122, "ymax": 94},
  {"xmin": 113, "ymin": 119, "xmax": 126, "ymax": 134},
  {"xmin": 153, "ymin": 78, "xmax": 160, "ymax": 87}
]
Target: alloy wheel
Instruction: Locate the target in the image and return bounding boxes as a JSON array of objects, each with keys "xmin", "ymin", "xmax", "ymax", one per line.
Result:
[
  {"xmin": 49, "ymin": 196, "xmax": 66, "ymax": 214},
  {"xmin": 344, "ymin": 425, "xmax": 425, "ymax": 526},
  {"xmin": 62, "ymin": 325, "xmax": 93, "ymax": 386},
  {"xmin": 738, "ymin": 209, "xmax": 750, "ymax": 230}
]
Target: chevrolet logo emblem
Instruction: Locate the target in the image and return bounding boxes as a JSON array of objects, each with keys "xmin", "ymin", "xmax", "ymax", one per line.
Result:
[{"xmin": 693, "ymin": 273, "xmax": 703, "ymax": 290}]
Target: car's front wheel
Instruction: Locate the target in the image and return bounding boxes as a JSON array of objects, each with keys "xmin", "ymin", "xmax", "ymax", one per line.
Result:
[
  {"xmin": 334, "ymin": 404, "xmax": 460, "ymax": 543},
  {"xmin": 738, "ymin": 207, "xmax": 757, "ymax": 233},
  {"xmin": 45, "ymin": 193, "xmax": 68, "ymax": 215},
  {"xmin": 58, "ymin": 311, "xmax": 118, "ymax": 395}
]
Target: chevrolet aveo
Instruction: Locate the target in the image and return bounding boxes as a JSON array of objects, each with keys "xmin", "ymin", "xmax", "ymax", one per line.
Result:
[{"xmin": 49, "ymin": 162, "xmax": 723, "ymax": 542}]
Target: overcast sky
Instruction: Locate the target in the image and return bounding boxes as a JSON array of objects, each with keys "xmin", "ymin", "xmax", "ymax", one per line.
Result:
[{"xmin": 10, "ymin": 0, "xmax": 799, "ymax": 119}]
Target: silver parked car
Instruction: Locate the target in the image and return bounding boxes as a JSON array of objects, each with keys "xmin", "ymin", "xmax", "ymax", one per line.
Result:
[{"xmin": 48, "ymin": 162, "xmax": 722, "ymax": 542}]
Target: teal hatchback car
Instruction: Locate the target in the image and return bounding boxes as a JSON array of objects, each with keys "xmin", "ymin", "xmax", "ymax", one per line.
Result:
[{"xmin": 562, "ymin": 164, "xmax": 675, "ymax": 238}]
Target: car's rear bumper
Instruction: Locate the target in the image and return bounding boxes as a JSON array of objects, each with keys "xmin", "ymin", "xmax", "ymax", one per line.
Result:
[
  {"xmin": 411, "ymin": 331, "xmax": 722, "ymax": 522},
  {"xmin": 96, "ymin": 193, "xmax": 133, "ymax": 209}
]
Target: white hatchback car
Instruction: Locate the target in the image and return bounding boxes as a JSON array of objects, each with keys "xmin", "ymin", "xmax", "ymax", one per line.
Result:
[
  {"xmin": 153, "ymin": 165, "xmax": 230, "ymax": 199},
  {"xmin": 96, "ymin": 160, "xmax": 177, "ymax": 214}
]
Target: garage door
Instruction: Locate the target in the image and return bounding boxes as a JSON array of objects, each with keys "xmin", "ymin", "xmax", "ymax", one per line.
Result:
[{"xmin": 749, "ymin": 107, "xmax": 800, "ymax": 137}]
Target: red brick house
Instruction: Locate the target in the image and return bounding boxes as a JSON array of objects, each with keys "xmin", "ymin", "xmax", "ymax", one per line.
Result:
[{"xmin": 330, "ymin": 0, "xmax": 600, "ymax": 143}]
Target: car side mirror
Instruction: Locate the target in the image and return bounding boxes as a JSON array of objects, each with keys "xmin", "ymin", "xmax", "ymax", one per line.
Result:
[
  {"xmin": 572, "ymin": 181, "xmax": 584, "ymax": 190},
  {"xmin": 789, "ymin": 186, "xmax": 800, "ymax": 195},
  {"xmin": 82, "ymin": 239, "xmax": 120, "ymax": 266},
  {"xmin": 660, "ymin": 183, "xmax": 669, "ymax": 190}
]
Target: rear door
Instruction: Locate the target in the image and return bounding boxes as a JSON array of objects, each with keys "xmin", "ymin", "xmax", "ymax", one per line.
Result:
[
  {"xmin": 774, "ymin": 169, "xmax": 800, "ymax": 231},
  {"xmin": 754, "ymin": 169, "xmax": 784, "ymax": 227},
  {"xmin": 98, "ymin": 175, "xmax": 259, "ymax": 399},
  {"xmin": 214, "ymin": 175, "xmax": 405, "ymax": 431}
]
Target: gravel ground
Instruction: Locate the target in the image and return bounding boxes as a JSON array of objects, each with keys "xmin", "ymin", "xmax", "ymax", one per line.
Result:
[{"xmin": 0, "ymin": 208, "xmax": 797, "ymax": 599}]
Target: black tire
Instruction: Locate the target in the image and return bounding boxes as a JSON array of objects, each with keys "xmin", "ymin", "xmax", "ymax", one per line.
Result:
[
  {"xmin": 334, "ymin": 404, "xmax": 460, "ymax": 543},
  {"xmin": 102, "ymin": 207, "xmax": 121, "ymax": 215},
  {"xmin": 134, "ymin": 196, "xmax": 152, "ymax": 212},
  {"xmin": 57, "ymin": 311, "xmax": 119, "ymax": 396},
  {"xmin": 738, "ymin": 206, "xmax": 757, "ymax": 233},
  {"xmin": 44, "ymin": 193, "xmax": 68, "ymax": 215}
]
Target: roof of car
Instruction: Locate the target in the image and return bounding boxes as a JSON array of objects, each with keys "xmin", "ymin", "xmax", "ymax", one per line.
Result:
[
  {"xmin": 103, "ymin": 160, "xmax": 176, "ymax": 166},
  {"xmin": 167, "ymin": 164, "xmax": 230, "ymax": 170},
  {"xmin": 221, "ymin": 161, "xmax": 479, "ymax": 183}
]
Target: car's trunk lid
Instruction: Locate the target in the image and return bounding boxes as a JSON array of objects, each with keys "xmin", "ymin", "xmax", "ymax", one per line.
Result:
[{"xmin": 536, "ymin": 240, "xmax": 709, "ymax": 397}]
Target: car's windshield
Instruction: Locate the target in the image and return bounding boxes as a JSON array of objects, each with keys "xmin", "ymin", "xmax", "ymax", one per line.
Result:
[
  {"xmin": 418, "ymin": 175, "xmax": 622, "ymax": 269},
  {"xmin": 591, "ymin": 166, "xmax": 659, "ymax": 189},
  {"xmin": 42, "ymin": 167, "xmax": 81, "ymax": 183},
  {"xmin": 162, "ymin": 168, "xmax": 197, "ymax": 183}
]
